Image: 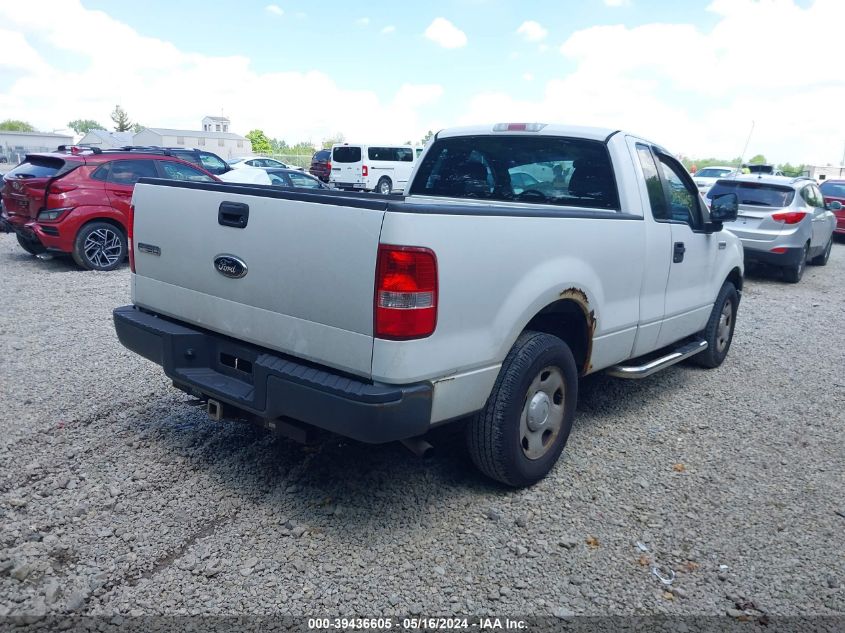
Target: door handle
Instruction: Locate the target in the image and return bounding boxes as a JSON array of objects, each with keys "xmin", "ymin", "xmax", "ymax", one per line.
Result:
[
  {"xmin": 673, "ymin": 241, "xmax": 686, "ymax": 263},
  {"xmin": 218, "ymin": 201, "xmax": 249, "ymax": 228}
]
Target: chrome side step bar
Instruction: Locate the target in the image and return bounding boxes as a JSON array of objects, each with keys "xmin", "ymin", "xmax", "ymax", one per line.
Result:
[{"xmin": 606, "ymin": 339, "xmax": 708, "ymax": 379}]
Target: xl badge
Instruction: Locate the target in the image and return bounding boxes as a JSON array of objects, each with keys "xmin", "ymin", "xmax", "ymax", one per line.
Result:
[{"xmin": 214, "ymin": 254, "xmax": 248, "ymax": 279}]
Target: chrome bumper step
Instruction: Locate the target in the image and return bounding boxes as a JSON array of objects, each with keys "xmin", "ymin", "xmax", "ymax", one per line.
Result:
[{"xmin": 606, "ymin": 339, "xmax": 708, "ymax": 379}]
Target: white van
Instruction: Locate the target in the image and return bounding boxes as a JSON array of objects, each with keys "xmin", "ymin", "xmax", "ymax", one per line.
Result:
[{"xmin": 329, "ymin": 144, "xmax": 416, "ymax": 194}]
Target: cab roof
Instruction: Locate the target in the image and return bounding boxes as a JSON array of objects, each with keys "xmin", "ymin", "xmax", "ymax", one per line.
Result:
[{"xmin": 436, "ymin": 123, "xmax": 620, "ymax": 142}]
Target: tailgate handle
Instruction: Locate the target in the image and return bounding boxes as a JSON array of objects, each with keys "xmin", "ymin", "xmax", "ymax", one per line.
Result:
[{"xmin": 218, "ymin": 202, "xmax": 249, "ymax": 229}]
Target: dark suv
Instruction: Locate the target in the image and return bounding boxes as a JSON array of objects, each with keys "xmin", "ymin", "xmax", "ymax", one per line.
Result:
[
  {"xmin": 1, "ymin": 146, "xmax": 219, "ymax": 270},
  {"xmin": 309, "ymin": 149, "xmax": 331, "ymax": 182},
  {"xmin": 118, "ymin": 146, "xmax": 231, "ymax": 176}
]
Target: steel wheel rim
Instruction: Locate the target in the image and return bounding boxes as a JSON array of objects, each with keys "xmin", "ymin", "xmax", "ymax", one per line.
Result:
[
  {"xmin": 519, "ymin": 366, "xmax": 565, "ymax": 460},
  {"xmin": 716, "ymin": 300, "xmax": 733, "ymax": 353},
  {"xmin": 84, "ymin": 228, "xmax": 122, "ymax": 268}
]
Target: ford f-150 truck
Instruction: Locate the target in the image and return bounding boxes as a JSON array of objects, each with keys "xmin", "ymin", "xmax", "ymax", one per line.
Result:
[{"xmin": 114, "ymin": 123, "xmax": 744, "ymax": 487}]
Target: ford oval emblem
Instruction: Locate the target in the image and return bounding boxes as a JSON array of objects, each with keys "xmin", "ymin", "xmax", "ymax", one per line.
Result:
[{"xmin": 214, "ymin": 254, "xmax": 248, "ymax": 279}]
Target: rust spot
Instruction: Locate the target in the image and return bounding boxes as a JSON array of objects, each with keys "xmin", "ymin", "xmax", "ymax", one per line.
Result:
[{"xmin": 558, "ymin": 287, "xmax": 596, "ymax": 374}]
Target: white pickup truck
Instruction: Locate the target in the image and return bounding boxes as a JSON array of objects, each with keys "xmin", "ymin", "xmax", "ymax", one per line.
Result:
[{"xmin": 114, "ymin": 123, "xmax": 744, "ymax": 487}]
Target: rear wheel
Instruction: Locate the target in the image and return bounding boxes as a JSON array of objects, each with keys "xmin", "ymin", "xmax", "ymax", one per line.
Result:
[
  {"xmin": 783, "ymin": 243, "xmax": 808, "ymax": 283},
  {"xmin": 466, "ymin": 331, "xmax": 578, "ymax": 487},
  {"xmin": 376, "ymin": 177, "xmax": 392, "ymax": 195},
  {"xmin": 810, "ymin": 237, "xmax": 832, "ymax": 266},
  {"xmin": 72, "ymin": 221, "xmax": 126, "ymax": 271},
  {"xmin": 16, "ymin": 233, "xmax": 46, "ymax": 256}
]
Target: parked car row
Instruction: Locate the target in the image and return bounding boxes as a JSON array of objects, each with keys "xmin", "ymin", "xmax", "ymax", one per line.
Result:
[{"xmin": 704, "ymin": 174, "xmax": 840, "ymax": 282}]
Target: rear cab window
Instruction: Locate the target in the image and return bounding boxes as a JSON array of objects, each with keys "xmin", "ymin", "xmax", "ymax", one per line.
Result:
[
  {"xmin": 708, "ymin": 181, "xmax": 795, "ymax": 207},
  {"xmin": 333, "ymin": 146, "xmax": 362, "ymax": 163},
  {"xmin": 409, "ymin": 135, "xmax": 620, "ymax": 210}
]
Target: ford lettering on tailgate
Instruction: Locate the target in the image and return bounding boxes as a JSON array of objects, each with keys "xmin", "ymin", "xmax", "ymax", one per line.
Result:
[{"xmin": 214, "ymin": 254, "xmax": 248, "ymax": 279}]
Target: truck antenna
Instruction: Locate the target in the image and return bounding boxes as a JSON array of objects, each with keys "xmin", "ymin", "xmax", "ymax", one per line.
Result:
[{"xmin": 734, "ymin": 120, "xmax": 755, "ymax": 178}]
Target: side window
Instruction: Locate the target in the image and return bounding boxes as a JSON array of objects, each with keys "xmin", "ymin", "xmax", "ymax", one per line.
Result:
[
  {"xmin": 635, "ymin": 144, "xmax": 669, "ymax": 220},
  {"xmin": 158, "ymin": 160, "xmax": 214, "ymax": 182},
  {"xmin": 801, "ymin": 186, "xmax": 815, "ymax": 207},
  {"xmin": 811, "ymin": 185, "xmax": 824, "ymax": 208},
  {"xmin": 657, "ymin": 154, "xmax": 702, "ymax": 229},
  {"xmin": 396, "ymin": 148, "xmax": 414, "ymax": 162},
  {"xmin": 199, "ymin": 153, "xmax": 227, "ymax": 174},
  {"xmin": 266, "ymin": 172, "xmax": 290, "ymax": 187},
  {"xmin": 289, "ymin": 172, "xmax": 321, "ymax": 188},
  {"xmin": 91, "ymin": 163, "xmax": 111, "ymax": 181},
  {"xmin": 107, "ymin": 160, "xmax": 157, "ymax": 185}
]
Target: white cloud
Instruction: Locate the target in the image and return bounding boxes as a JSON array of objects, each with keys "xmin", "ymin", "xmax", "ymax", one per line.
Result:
[
  {"xmin": 0, "ymin": 1, "xmax": 443, "ymax": 147},
  {"xmin": 355, "ymin": 17, "xmax": 370, "ymax": 26},
  {"xmin": 265, "ymin": 4, "xmax": 283, "ymax": 16},
  {"xmin": 381, "ymin": 25, "xmax": 396, "ymax": 34},
  {"xmin": 424, "ymin": 18, "xmax": 467, "ymax": 49},
  {"xmin": 603, "ymin": 0, "xmax": 631, "ymax": 6},
  {"xmin": 516, "ymin": 20, "xmax": 547, "ymax": 42},
  {"xmin": 522, "ymin": 73, "xmax": 533, "ymax": 82}
]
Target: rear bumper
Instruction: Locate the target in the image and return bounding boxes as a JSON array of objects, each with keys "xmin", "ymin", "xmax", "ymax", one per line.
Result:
[
  {"xmin": 113, "ymin": 306, "xmax": 433, "ymax": 443},
  {"xmin": 743, "ymin": 245, "xmax": 804, "ymax": 267},
  {"xmin": 332, "ymin": 182, "xmax": 368, "ymax": 190}
]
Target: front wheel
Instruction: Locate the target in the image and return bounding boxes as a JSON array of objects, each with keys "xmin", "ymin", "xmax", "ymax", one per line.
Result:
[
  {"xmin": 466, "ymin": 331, "xmax": 578, "ymax": 487},
  {"xmin": 72, "ymin": 221, "xmax": 126, "ymax": 271},
  {"xmin": 692, "ymin": 281, "xmax": 738, "ymax": 369},
  {"xmin": 16, "ymin": 233, "xmax": 46, "ymax": 256}
]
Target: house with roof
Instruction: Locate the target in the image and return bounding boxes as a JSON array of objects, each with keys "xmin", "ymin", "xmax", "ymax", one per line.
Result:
[
  {"xmin": 77, "ymin": 129, "xmax": 134, "ymax": 149},
  {"xmin": 132, "ymin": 116, "xmax": 248, "ymax": 160},
  {"xmin": 0, "ymin": 130, "xmax": 73, "ymax": 164}
]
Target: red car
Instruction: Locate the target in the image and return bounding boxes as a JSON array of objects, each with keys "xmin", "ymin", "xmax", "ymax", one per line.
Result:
[
  {"xmin": 820, "ymin": 179, "xmax": 845, "ymax": 236},
  {"xmin": 1, "ymin": 147, "xmax": 219, "ymax": 270}
]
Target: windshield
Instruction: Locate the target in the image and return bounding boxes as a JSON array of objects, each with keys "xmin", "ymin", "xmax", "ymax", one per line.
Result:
[
  {"xmin": 820, "ymin": 181, "xmax": 845, "ymax": 198},
  {"xmin": 708, "ymin": 180, "xmax": 794, "ymax": 207},
  {"xmin": 409, "ymin": 135, "xmax": 619, "ymax": 210},
  {"xmin": 696, "ymin": 168, "xmax": 733, "ymax": 178}
]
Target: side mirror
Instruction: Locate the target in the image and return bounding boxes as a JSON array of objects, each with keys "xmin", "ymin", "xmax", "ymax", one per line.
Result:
[
  {"xmin": 710, "ymin": 192, "xmax": 738, "ymax": 222},
  {"xmin": 828, "ymin": 200, "xmax": 843, "ymax": 211}
]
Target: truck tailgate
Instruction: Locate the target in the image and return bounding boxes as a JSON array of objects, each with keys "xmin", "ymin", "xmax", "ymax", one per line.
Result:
[{"xmin": 130, "ymin": 181, "xmax": 387, "ymax": 378}]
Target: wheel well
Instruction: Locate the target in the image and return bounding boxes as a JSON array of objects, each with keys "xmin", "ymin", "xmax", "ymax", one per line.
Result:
[
  {"xmin": 78, "ymin": 217, "xmax": 127, "ymax": 239},
  {"xmin": 524, "ymin": 299, "xmax": 592, "ymax": 375},
  {"xmin": 726, "ymin": 266, "xmax": 743, "ymax": 292}
]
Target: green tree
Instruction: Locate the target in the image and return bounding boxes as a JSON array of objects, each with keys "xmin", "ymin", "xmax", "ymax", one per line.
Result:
[
  {"xmin": 747, "ymin": 154, "xmax": 767, "ymax": 164},
  {"xmin": 0, "ymin": 119, "xmax": 36, "ymax": 132},
  {"xmin": 421, "ymin": 130, "xmax": 434, "ymax": 145},
  {"xmin": 777, "ymin": 162, "xmax": 806, "ymax": 177},
  {"xmin": 110, "ymin": 105, "xmax": 132, "ymax": 132},
  {"xmin": 321, "ymin": 132, "xmax": 345, "ymax": 149},
  {"xmin": 246, "ymin": 129, "xmax": 272, "ymax": 154},
  {"xmin": 132, "ymin": 123, "xmax": 145, "ymax": 134},
  {"xmin": 67, "ymin": 119, "xmax": 104, "ymax": 134}
]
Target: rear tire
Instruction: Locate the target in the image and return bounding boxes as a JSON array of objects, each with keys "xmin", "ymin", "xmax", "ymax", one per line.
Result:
[
  {"xmin": 376, "ymin": 177, "xmax": 392, "ymax": 195},
  {"xmin": 693, "ymin": 281, "xmax": 738, "ymax": 369},
  {"xmin": 810, "ymin": 237, "xmax": 832, "ymax": 266},
  {"xmin": 16, "ymin": 233, "xmax": 46, "ymax": 256},
  {"xmin": 72, "ymin": 221, "xmax": 126, "ymax": 271},
  {"xmin": 466, "ymin": 331, "xmax": 578, "ymax": 487},
  {"xmin": 782, "ymin": 243, "xmax": 808, "ymax": 283}
]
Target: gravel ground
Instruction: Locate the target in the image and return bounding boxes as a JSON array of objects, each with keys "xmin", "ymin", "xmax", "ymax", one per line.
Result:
[{"xmin": 0, "ymin": 232, "xmax": 843, "ymax": 621}]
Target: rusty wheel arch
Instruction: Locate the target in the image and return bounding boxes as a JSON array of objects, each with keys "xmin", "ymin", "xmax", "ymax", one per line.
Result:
[{"xmin": 523, "ymin": 288, "xmax": 596, "ymax": 375}]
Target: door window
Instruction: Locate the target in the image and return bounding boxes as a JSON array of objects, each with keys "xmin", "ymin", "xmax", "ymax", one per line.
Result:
[
  {"xmin": 266, "ymin": 172, "xmax": 290, "ymax": 186},
  {"xmin": 199, "ymin": 153, "xmax": 228, "ymax": 174},
  {"xmin": 106, "ymin": 160, "xmax": 158, "ymax": 185},
  {"xmin": 635, "ymin": 144, "xmax": 669, "ymax": 221},
  {"xmin": 158, "ymin": 160, "xmax": 215, "ymax": 182},
  {"xmin": 656, "ymin": 155, "xmax": 702, "ymax": 229},
  {"xmin": 288, "ymin": 172, "xmax": 322, "ymax": 188}
]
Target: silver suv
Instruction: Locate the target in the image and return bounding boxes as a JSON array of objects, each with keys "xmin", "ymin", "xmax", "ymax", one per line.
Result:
[{"xmin": 707, "ymin": 175, "xmax": 837, "ymax": 282}]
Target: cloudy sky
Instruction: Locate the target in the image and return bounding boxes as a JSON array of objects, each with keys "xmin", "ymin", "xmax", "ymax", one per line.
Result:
[{"xmin": 1, "ymin": 0, "xmax": 843, "ymax": 164}]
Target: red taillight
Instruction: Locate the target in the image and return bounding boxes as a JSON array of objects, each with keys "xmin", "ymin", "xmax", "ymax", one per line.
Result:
[
  {"xmin": 771, "ymin": 211, "xmax": 806, "ymax": 224},
  {"xmin": 375, "ymin": 245, "xmax": 437, "ymax": 340},
  {"xmin": 362, "ymin": 165, "xmax": 368, "ymax": 177},
  {"xmin": 770, "ymin": 247, "xmax": 788, "ymax": 254},
  {"xmin": 128, "ymin": 203, "xmax": 135, "ymax": 273},
  {"xmin": 49, "ymin": 182, "xmax": 77, "ymax": 194},
  {"xmin": 326, "ymin": 161, "xmax": 331, "ymax": 172}
]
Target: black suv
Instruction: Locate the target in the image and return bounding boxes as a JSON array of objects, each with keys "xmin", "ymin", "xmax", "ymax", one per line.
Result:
[
  {"xmin": 309, "ymin": 149, "xmax": 331, "ymax": 183},
  {"xmin": 119, "ymin": 146, "xmax": 231, "ymax": 176}
]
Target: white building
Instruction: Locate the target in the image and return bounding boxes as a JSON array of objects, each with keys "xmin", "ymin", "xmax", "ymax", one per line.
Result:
[
  {"xmin": 77, "ymin": 129, "xmax": 134, "ymax": 149},
  {"xmin": 133, "ymin": 123, "xmax": 248, "ymax": 161},
  {"xmin": 202, "ymin": 116, "xmax": 230, "ymax": 133},
  {"xmin": 805, "ymin": 164, "xmax": 845, "ymax": 182},
  {"xmin": 0, "ymin": 130, "xmax": 73, "ymax": 164}
]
